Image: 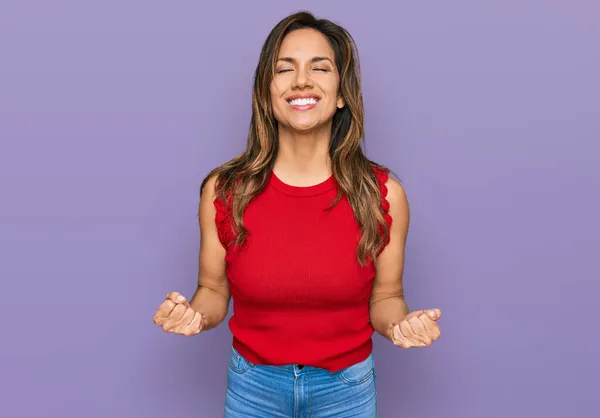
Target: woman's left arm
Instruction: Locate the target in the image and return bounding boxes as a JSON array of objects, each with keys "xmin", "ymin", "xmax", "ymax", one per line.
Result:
[{"xmin": 369, "ymin": 177, "xmax": 442, "ymax": 348}]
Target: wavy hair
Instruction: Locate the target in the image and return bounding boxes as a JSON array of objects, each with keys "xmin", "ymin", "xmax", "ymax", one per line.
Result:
[{"xmin": 201, "ymin": 11, "xmax": 390, "ymax": 265}]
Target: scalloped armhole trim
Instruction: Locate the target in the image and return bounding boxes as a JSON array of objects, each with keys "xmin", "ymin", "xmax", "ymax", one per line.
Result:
[
  {"xmin": 213, "ymin": 197, "xmax": 231, "ymax": 249},
  {"xmin": 373, "ymin": 167, "xmax": 393, "ymax": 253}
]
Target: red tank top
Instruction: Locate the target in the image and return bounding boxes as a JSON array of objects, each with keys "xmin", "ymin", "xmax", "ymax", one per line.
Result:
[{"xmin": 214, "ymin": 167, "xmax": 392, "ymax": 372}]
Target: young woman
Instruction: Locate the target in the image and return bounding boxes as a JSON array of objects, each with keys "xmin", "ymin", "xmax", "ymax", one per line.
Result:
[{"xmin": 153, "ymin": 11, "xmax": 442, "ymax": 417}]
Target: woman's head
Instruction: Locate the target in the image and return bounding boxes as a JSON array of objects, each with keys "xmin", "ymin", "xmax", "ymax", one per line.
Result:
[
  {"xmin": 249, "ymin": 11, "xmax": 364, "ymax": 168},
  {"xmin": 270, "ymin": 27, "xmax": 344, "ymax": 134},
  {"xmin": 203, "ymin": 11, "xmax": 390, "ymax": 264}
]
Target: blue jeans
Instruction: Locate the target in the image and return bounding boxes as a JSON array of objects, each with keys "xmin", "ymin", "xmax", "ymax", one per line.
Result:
[{"xmin": 224, "ymin": 346, "xmax": 377, "ymax": 417}]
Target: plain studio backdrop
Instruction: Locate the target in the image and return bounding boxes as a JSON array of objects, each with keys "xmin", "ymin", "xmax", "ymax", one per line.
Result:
[{"xmin": 1, "ymin": 1, "xmax": 598, "ymax": 417}]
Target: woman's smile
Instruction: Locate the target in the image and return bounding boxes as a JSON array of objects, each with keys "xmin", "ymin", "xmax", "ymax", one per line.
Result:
[{"xmin": 286, "ymin": 93, "xmax": 321, "ymax": 110}]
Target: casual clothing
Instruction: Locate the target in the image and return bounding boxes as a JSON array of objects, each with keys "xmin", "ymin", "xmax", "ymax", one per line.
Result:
[
  {"xmin": 224, "ymin": 346, "xmax": 377, "ymax": 417},
  {"xmin": 213, "ymin": 167, "xmax": 392, "ymax": 372}
]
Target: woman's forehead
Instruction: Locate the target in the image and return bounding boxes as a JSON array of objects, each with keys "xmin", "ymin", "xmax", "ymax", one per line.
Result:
[{"xmin": 277, "ymin": 29, "xmax": 335, "ymax": 60}]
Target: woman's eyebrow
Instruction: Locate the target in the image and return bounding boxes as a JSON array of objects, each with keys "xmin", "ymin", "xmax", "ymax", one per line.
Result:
[{"xmin": 277, "ymin": 56, "xmax": 333, "ymax": 64}]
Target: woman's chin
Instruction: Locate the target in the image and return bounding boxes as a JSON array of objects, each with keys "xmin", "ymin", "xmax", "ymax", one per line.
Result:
[{"xmin": 286, "ymin": 119, "xmax": 324, "ymax": 133}]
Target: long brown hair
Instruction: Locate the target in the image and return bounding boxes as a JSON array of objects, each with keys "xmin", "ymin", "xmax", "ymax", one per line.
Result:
[{"xmin": 201, "ymin": 11, "xmax": 390, "ymax": 265}]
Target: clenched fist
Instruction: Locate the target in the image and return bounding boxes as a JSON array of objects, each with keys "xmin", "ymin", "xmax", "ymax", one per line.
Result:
[
  {"xmin": 390, "ymin": 309, "xmax": 442, "ymax": 348},
  {"xmin": 153, "ymin": 291, "xmax": 204, "ymax": 336}
]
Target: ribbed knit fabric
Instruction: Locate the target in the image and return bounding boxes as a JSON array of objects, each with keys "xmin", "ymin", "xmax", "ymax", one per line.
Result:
[{"xmin": 213, "ymin": 167, "xmax": 392, "ymax": 372}]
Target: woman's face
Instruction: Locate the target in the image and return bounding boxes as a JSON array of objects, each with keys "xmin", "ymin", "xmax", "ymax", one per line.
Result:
[{"xmin": 270, "ymin": 28, "xmax": 345, "ymax": 133}]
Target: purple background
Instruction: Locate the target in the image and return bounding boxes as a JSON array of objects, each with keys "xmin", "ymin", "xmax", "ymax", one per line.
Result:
[{"xmin": 1, "ymin": 1, "xmax": 598, "ymax": 417}]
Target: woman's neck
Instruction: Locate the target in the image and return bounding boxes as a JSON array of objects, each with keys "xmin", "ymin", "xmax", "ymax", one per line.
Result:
[{"xmin": 273, "ymin": 125, "xmax": 332, "ymax": 187}]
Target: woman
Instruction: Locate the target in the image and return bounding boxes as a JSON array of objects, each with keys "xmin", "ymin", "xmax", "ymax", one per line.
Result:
[{"xmin": 153, "ymin": 11, "xmax": 441, "ymax": 417}]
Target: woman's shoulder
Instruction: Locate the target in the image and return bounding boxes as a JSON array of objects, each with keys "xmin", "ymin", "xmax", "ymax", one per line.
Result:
[
  {"xmin": 369, "ymin": 162, "xmax": 403, "ymax": 193},
  {"xmin": 201, "ymin": 154, "xmax": 245, "ymax": 195},
  {"xmin": 368, "ymin": 162, "xmax": 407, "ymax": 213}
]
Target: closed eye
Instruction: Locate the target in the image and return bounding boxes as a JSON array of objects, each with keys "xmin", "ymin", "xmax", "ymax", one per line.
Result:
[{"xmin": 276, "ymin": 68, "xmax": 330, "ymax": 74}]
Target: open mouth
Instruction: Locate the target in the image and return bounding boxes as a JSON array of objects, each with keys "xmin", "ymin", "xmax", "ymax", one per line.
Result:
[{"xmin": 287, "ymin": 97, "xmax": 319, "ymax": 110}]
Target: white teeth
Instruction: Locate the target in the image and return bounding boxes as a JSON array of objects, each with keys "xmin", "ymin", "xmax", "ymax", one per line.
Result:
[{"xmin": 288, "ymin": 98, "xmax": 318, "ymax": 106}]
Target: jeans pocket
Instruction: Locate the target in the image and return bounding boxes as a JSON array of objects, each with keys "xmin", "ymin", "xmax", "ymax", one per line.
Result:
[
  {"xmin": 228, "ymin": 347, "xmax": 253, "ymax": 375},
  {"xmin": 336, "ymin": 354, "xmax": 375, "ymax": 386}
]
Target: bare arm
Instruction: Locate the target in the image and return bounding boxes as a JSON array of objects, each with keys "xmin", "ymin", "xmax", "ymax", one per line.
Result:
[
  {"xmin": 369, "ymin": 177, "xmax": 411, "ymax": 341},
  {"xmin": 188, "ymin": 174, "xmax": 230, "ymax": 331}
]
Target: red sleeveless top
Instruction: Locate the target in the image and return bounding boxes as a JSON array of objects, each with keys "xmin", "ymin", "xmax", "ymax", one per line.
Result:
[{"xmin": 214, "ymin": 167, "xmax": 392, "ymax": 372}]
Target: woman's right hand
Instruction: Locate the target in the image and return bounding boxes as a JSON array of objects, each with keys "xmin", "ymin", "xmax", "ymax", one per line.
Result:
[{"xmin": 153, "ymin": 291, "xmax": 204, "ymax": 336}]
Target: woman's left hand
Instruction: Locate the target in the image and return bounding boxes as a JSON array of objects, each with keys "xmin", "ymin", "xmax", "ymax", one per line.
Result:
[{"xmin": 389, "ymin": 309, "xmax": 442, "ymax": 348}]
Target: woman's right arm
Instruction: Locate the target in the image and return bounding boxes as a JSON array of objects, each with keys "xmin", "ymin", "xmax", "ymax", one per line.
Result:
[
  {"xmin": 153, "ymin": 174, "xmax": 230, "ymax": 334},
  {"xmin": 188, "ymin": 174, "xmax": 230, "ymax": 330}
]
